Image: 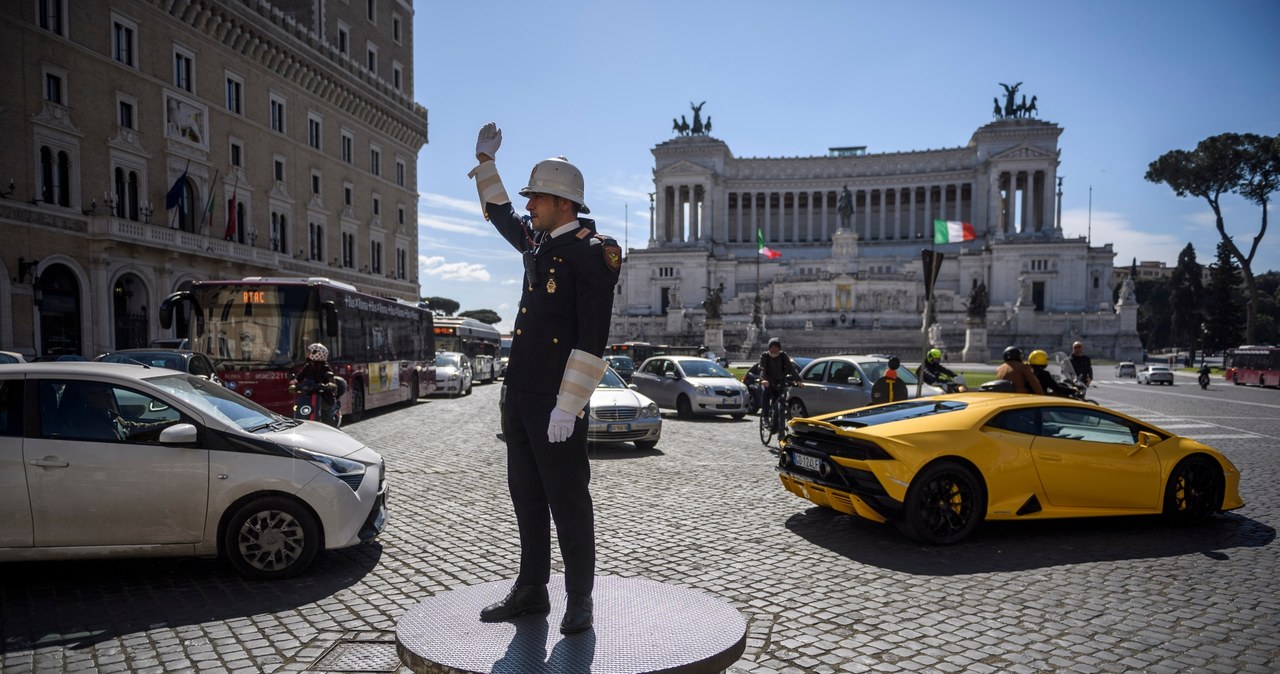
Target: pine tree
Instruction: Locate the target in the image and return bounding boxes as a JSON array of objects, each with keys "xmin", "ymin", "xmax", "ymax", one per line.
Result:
[
  {"xmin": 1203, "ymin": 241, "xmax": 1244, "ymax": 353},
  {"xmin": 1169, "ymin": 243, "xmax": 1205, "ymax": 360}
]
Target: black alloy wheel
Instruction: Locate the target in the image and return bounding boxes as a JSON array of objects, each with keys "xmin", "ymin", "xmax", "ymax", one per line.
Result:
[
  {"xmin": 898, "ymin": 460, "xmax": 986, "ymax": 545},
  {"xmin": 1163, "ymin": 456, "xmax": 1222, "ymax": 525},
  {"xmin": 675, "ymin": 394, "xmax": 693, "ymax": 419}
]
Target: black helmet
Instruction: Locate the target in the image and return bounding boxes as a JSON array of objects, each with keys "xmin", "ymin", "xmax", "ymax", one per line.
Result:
[
  {"xmin": 1003, "ymin": 346, "xmax": 1023, "ymax": 362},
  {"xmin": 768, "ymin": 337, "xmax": 781, "ymax": 348},
  {"xmin": 887, "ymin": 356, "xmax": 901, "ymax": 370}
]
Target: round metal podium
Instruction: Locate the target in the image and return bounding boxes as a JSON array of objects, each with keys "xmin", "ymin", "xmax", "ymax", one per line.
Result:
[{"xmin": 395, "ymin": 575, "xmax": 747, "ymax": 674}]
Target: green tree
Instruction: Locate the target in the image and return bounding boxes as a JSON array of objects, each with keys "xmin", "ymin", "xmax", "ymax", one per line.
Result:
[
  {"xmin": 1135, "ymin": 276, "xmax": 1172, "ymax": 351},
  {"xmin": 458, "ymin": 309, "xmax": 502, "ymax": 324},
  {"xmin": 421, "ymin": 296, "xmax": 460, "ymax": 316},
  {"xmin": 1169, "ymin": 243, "xmax": 1205, "ymax": 361},
  {"xmin": 1203, "ymin": 241, "xmax": 1244, "ymax": 353},
  {"xmin": 1146, "ymin": 133, "xmax": 1278, "ymax": 343}
]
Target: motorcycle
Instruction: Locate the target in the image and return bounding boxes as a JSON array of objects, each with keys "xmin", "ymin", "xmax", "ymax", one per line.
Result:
[
  {"xmin": 1052, "ymin": 352, "xmax": 1096, "ymax": 404},
  {"xmin": 1198, "ymin": 369, "xmax": 1211, "ymax": 390},
  {"xmin": 290, "ymin": 376, "xmax": 346, "ymax": 427},
  {"xmin": 936, "ymin": 374, "xmax": 967, "ymax": 393}
]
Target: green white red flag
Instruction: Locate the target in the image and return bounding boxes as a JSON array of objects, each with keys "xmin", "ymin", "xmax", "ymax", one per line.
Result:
[
  {"xmin": 757, "ymin": 228, "xmax": 782, "ymax": 259},
  {"xmin": 933, "ymin": 219, "xmax": 975, "ymax": 244}
]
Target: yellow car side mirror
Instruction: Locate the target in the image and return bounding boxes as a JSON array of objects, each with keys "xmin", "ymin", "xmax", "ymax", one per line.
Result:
[{"xmin": 1132, "ymin": 430, "xmax": 1160, "ymax": 455}]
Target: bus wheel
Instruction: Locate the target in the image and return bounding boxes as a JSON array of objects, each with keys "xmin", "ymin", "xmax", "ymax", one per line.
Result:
[{"xmin": 348, "ymin": 381, "xmax": 366, "ymax": 422}]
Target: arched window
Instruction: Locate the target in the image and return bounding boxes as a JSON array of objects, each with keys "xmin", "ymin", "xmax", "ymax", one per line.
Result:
[
  {"xmin": 40, "ymin": 147, "xmax": 54, "ymax": 203},
  {"xmin": 236, "ymin": 201, "xmax": 247, "ymax": 244},
  {"xmin": 309, "ymin": 222, "xmax": 323, "ymax": 260},
  {"xmin": 56, "ymin": 151, "xmax": 69, "ymax": 206},
  {"xmin": 127, "ymin": 171, "xmax": 139, "ymax": 220},
  {"xmin": 113, "ymin": 168, "xmax": 141, "ymax": 220}
]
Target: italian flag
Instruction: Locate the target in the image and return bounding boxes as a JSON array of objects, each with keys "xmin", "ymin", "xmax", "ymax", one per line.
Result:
[
  {"xmin": 757, "ymin": 228, "xmax": 782, "ymax": 259},
  {"xmin": 933, "ymin": 219, "xmax": 975, "ymax": 244}
]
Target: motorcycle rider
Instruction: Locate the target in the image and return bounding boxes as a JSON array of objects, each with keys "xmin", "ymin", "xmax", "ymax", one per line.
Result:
[
  {"xmin": 994, "ymin": 346, "xmax": 1045, "ymax": 395},
  {"xmin": 1198, "ymin": 362, "xmax": 1212, "ymax": 389},
  {"xmin": 1027, "ymin": 350, "xmax": 1065, "ymax": 397},
  {"xmin": 1069, "ymin": 341, "xmax": 1094, "ymax": 390},
  {"xmin": 291, "ymin": 342, "xmax": 339, "ymax": 424},
  {"xmin": 917, "ymin": 348, "xmax": 958, "ymax": 387}
]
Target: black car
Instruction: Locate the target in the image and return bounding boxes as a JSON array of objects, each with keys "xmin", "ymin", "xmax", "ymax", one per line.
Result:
[
  {"xmin": 95, "ymin": 349, "xmax": 223, "ymax": 386},
  {"xmin": 604, "ymin": 355, "xmax": 637, "ymax": 381}
]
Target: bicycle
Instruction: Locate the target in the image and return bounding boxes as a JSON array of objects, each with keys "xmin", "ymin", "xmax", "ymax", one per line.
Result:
[{"xmin": 758, "ymin": 378, "xmax": 796, "ymax": 447}]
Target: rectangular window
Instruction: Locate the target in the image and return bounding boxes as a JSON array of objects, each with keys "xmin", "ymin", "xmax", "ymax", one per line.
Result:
[
  {"xmin": 366, "ymin": 44, "xmax": 377, "ymax": 74},
  {"xmin": 39, "ymin": 0, "xmax": 63, "ymax": 35},
  {"xmin": 369, "ymin": 147, "xmax": 381, "ymax": 176},
  {"xmin": 273, "ymin": 158, "xmax": 285, "ymax": 182},
  {"xmin": 44, "ymin": 73, "xmax": 62, "ymax": 104},
  {"xmin": 308, "ymin": 115, "xmax": 322, "ymax": 150},
  {"xmin": 395, "ymin": 158, "xmax": 406, "ymax": 187},
  {"xmin": 112, "ymin": 18, "xmax": 136, "ymax": 66},
  {"xmin": 225, "ymin": 76, "xmax": 242, "ymax": 114},
  {"xmin": 373, "ymin": 195, "xmax": 381, "ymax": 216},
  {"xmin": 311, "ymin": 172, "xmax": 321, "ymax": 195},
  {"xmin": 398, "ymin": 205, "xmax": 405, "ymax": 226},
  {"xmin": 118, "ymin": 100, "xmax": 134, "ymax": 129},
  {"xmin": 229, "ymin": 140, "xmax": 243, "ymax": 167},
  {"xmin": 269, "ymin": 95, "xmax": 286, "ymax": 134},
  {"xmin": 392, "ymin": 14, "xmax": 402, "ymax": 43},
  {"xmin": 367, "ymin": 0, "xmax": 376, "ymax": 21},
  {"xmin": 392, "ymin": 62, "xmax": 403, "ymax": 92},
  {"xmin": 341, "ymin": 131, "xmax": 353, "ymax": 163},
  {"xmin": 344, "ymin": 184, "xmax": 353, "ymax": 206},
  {"xmin": 173, "ymin": 49, "xmax": 193, "ymax": 92},
  {"xmin": 337, "ymin": 23, "xmax": 349, "ymax": 55}
]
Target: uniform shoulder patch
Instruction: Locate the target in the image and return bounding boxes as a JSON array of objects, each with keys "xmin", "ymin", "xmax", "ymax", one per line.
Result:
[
  {"xmin": 575, "ymin": 228, "xmax": 592, "ymax": 240},
  {"xmin": 595, "ymin": 234, "xmax": 622, "ymax": 271}
]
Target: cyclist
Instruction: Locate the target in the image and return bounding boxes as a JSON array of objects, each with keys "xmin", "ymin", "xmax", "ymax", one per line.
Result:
[
  {"xmin": 916, "ymin": 348, "xmax": 958, "ymax": 387},
  {"xmin": 758, "ymin": 337, "xmax": 802, "ymax": 430}
]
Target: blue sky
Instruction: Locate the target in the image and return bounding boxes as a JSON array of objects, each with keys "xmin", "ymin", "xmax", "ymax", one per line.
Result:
[{"xmin": 412, "ymin": 0, "xmax": 1280, "ymax": 331}]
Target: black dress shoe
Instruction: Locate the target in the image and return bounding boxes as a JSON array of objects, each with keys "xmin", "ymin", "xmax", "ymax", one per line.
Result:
[
  {"xmin": 479, "ymin": 584, "xmax": 550, "ymax": 622},
  {"xmin": 560, "ymin": 594, "xmax": 593, "ymax": 634}
]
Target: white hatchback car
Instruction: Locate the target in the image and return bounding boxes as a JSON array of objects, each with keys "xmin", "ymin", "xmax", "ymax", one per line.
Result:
[
  {"xmin": 434, "ymin": 352, "xmax": 473, "ymax": 397},
  {"xmin": 1137, "ymin": 364, "xmax": 1175, "ymax": 386},
  {"xmin": 0, "ymin": 363, "xmax": 387, "ymax": 579}
]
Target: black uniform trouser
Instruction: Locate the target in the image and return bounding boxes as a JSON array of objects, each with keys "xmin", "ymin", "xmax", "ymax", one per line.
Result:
[{"xmin": 501, "ymin": 387, "xmax": 595, "ymax": 596}]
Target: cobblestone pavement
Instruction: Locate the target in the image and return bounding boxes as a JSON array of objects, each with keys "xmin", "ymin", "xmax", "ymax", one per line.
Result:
[{"xmin": 2, "ymin": 378, "xmax": 1278, "ymax": 673}]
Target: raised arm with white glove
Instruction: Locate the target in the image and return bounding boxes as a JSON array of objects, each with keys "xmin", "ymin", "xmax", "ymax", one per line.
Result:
[
  {"xmin": 475, "ymin": 121, "xmax": 501, "ymax": 161},
  {"xmin": 467, "ymin": 122, "xmax": 511, "ymax": 214}
]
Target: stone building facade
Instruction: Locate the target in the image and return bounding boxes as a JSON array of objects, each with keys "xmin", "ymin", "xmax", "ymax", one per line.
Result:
[
  {"xmin": 612, "ymin": 114, "xmax": 1142, "ymax": 362},
  {"xmin": 0, "ymin": 0, "xmax": 427, "ymax": 358}
]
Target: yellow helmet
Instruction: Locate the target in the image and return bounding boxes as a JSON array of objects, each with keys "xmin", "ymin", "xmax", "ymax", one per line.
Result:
[{"xmin": 1028, "ymin": 349, "xmax": 1049, "ymax": 366}]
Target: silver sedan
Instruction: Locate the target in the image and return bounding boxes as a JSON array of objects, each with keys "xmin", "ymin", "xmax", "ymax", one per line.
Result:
[
  {"xmin": 787, "ymin": 355, "xmax": 943, "ymax": 418},
  {"xmin": 630, "ymin": 356, "xmax": 750, "ymax": 419}
]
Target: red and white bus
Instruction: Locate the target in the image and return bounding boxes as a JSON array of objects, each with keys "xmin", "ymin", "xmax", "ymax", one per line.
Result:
[
  {"xmin": 1225, "ymin": 346, "xmax": 1280, "ymax": 388},
  {"xmin": 160, "ymin": 277, "xmax": 436, "ymax": 418}
]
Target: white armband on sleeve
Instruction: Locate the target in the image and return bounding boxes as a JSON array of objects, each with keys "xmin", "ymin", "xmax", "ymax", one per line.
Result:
[
  {"xmin": 555, "ymin": 349, "xmax": 608, "ymax": 418},
  {"xmin": 466, "ymin": 160, "xmax": 511, "ymax": 215}
]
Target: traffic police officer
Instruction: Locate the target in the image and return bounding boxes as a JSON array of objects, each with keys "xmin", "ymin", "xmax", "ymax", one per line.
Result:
[{"xmin": 468, "ymin": 122, "xmax": 621, "ymax": 635}]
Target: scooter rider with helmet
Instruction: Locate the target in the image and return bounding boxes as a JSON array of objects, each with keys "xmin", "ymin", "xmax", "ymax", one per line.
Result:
[
  {"xmin": 290, "ymin": 343, "xmax": 340, "ymax": 424},
  {"xmin": 994, "ymin": 346, "xmax": 1044, "ymax": 394},
  {"xmin": 917, "ymin": 348, "xmax": 958, "ymax": 386},
  {"xmin": 1027, "ymin": 349, "xmax": 1064, "ymax": 397}
]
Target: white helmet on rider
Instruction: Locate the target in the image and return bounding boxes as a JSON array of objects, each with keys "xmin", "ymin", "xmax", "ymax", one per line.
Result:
[
  {"xmin": 307, "ymin": 343, "xmax": 329, "ymax": 362},
  {"xmin": 519, "ymin": 156, "xmax": 590, "ymax": 214}
]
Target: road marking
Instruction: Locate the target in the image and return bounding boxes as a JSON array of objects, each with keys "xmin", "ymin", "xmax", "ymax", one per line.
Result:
[
  {"xmin": 1095, "ymin": 388, "xmax": 1280, "ymax": 411},
  {"xmin": 1183, "ymin": 434, "xmax": 1263, "ymax": 440},
  {"xmin": 1156, "ymin": 423, "xmax": 1217, "ymax": 429}
]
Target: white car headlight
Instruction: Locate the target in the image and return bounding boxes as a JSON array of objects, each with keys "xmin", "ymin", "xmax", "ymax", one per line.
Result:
[
  {"xmin": 694, "ymin": 385, "xmax": 711, "ymax": 395},
  {"xmin": 292, "ymin": 446, "xmax": 366, "ymax": 491},
  {"xmin": 641, "ymin": 403, "xmax": 660, "ymax": 418}
]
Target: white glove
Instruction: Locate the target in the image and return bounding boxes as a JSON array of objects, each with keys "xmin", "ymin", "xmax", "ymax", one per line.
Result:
[
  {"xmin": 548, "ymin": 406, "xmax": 576, "ymax": 443},
  {"xmin": 476, "ymin": 122, "xmax": 502, "ymax": 159}
]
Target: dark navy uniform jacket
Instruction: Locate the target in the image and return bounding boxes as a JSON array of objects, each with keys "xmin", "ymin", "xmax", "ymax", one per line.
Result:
[{"xmin": 486, "ymin": 203, "xmax": 621, "ymax": 396}]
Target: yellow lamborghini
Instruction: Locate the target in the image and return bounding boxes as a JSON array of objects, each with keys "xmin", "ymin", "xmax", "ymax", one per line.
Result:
[{"xmin": 776, "ymin": 393, "xmax": 1244, "ymax": 544}]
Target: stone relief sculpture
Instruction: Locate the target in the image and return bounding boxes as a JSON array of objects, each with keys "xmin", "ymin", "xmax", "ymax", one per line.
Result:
[{"xmin": 167, "ymin": 96, "xmax": 204, "ymax": 144}]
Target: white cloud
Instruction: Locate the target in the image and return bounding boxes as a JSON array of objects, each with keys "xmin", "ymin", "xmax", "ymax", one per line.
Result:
[
  {"xmin": 420, "ymin": 192, "xmax": 481, "ymax": 214},
  {"xmin": 418, "ymin": 210, "xmax": 492, "ymax": 236},
  {"xmin": 501, "ymin": 278, "xmax": 520, "ymax": 284},
  {"xmin": 600, "ymin": 184, "xmax": 652, "ymax": 203},
  {"xmin": 1060, "ymin": 207, "xmax": 1185, "ymax": 265},
  {"xmin": 418, "ymin": 255, "xmax": 491, "ymax": 282}
]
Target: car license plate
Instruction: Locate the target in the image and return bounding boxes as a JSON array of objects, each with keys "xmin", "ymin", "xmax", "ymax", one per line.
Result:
[
  {"xmin": 792, "ymin": 452, "xmax": 823, "ymax": 473},
  {"xmin": 607, "ymin": 423, "xmax": 630, "ymax": 432}
]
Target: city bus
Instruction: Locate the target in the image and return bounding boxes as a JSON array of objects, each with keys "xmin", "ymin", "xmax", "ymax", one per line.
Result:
[
  {"xmin": 160, "ymin": 277, "xmax": 436, "ymax": 419},
  {"xmin": 433, "ymin": 316, "xmax": 502, "ymax": 381},
  {"xmin": 606, "ymin": 341, "xmax": 702, "ymax": 364},
  {"xmin": 1225, "ymin": 346, "xmax": 1280, "ymax": 387}
]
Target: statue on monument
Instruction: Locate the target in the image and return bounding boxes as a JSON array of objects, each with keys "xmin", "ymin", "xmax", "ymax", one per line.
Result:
[
  {"xmin": 690, "ymin": 101, "xmax": 706, "ymax": 135},
  {"xmin": 702, "ymin": 283, "xmax": 724, "ymax": 320},
  {"xmin": 837, "ymin": 185, "xmax": 854, "ymax": 227},
  {"xmin": 998, "ymin": 81, "xmax": 1022, "ymax": 118},
  {"xmin": 967, "ymin": 282, "xmax": 989, "ymax": 320}
]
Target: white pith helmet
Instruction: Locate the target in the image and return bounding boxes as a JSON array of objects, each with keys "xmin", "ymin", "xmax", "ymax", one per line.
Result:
[{"xmin": 519, "ymin": 156, "xmax": 590, "ymax": 214}]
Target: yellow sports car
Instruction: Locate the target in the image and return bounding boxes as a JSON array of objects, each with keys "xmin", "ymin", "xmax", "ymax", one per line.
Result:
[{"xmin": 776, "ymin": 393, "xmax": 1244, "ymax": 544}]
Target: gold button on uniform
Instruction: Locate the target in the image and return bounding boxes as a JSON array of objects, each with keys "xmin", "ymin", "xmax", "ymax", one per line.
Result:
[
  {"xmin": 521, "ymin": 308, "xmax": 527, "ymax": 314},
  {"xmin": 516, "ymin": 329, "xmax": 522, "ymax": 335},
  {"xmin": 552, "ymin": 338, "xmax": 559, "ymax": 344}
]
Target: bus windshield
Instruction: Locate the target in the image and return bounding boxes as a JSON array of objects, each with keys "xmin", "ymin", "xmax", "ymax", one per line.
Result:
[{"xmin": 190, "ymin": 285, "xmax": 316, "ymax": 369}]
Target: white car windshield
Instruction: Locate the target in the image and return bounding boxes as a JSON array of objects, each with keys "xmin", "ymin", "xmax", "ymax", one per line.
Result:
[
  {"xmin": 436, "ymin": 353, "xmax": 461, "ymax": 367},
  {"xmin": 679, "ymin": 360, "xmax": 734, "ymax": 378},
  {"xmin": 148, "ymin": 373, "xmax": 280, "ymax": 431}
]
